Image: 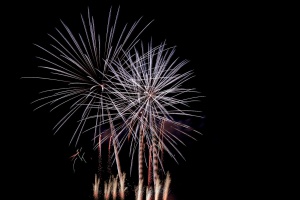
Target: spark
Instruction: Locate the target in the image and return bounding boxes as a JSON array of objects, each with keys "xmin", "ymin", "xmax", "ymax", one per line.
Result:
[{"xmin": 69, "ymin": 147, "xmax": 86, "ymax": 172}]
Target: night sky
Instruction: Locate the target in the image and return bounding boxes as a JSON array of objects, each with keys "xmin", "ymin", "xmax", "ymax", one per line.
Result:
[{"xmin": 5, "ymin": 0, "xmax": 254, "ymax": 199}]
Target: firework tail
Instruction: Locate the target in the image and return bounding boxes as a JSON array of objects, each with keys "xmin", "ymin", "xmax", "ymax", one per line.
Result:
[
  {"xmin": 109, "ymin": 112, "xmax": 127, "ymax": 200},
  {"xmin": 154, "ymin": 178, "xmax": 161, "ymax": 200},
  {"xmin": 147, "ymin": 146, "xmax": 153, "ymax": 200},
  {"xmin": 139, "ymin": 124, "xmax": 145, "ymax": 187},
  {"xmin": 146, "ymin": 186, "xmax": 153, "ymax": 200},
  {"xmin": 136, "ymin": 124, "xmax": 145, "ymax": 200},
  {"xmin": 148, "ymin": 145, "xmax": 153, "ymax": 188},
  {"xmin": 159, "ymin": 119, "xmax": 165, "ymax": 170},
  {"xmin": 107, "ymin": 136, "xmax": 112, "ymax": 176},
  {"xmin": 111, "ymin": 175, "xmax": 118, "ymax": 200},
  {"xmin": 108, "ymin": 110, "xmax": 123, "ymax": 182},
  {"xmin": 93, "ymin": 174, "xmax": 100, "ymax": 200},
  {"xmin": 113, "ymin": 137, "xmax": 123, "ymax": 180},
  {"xmin": 104, "ymin": 176, "xmax": 112, "ymax": 200},
  {"xmin": 98, "ymin": 134, "xmax": 102, "ymax": 181},
  {"xmin": 135, "ymin": 179, "xmax": 144, "ymax": 200},
  {"xmin": 118, "ymin": 172, "xmax": 127, "ymax": 200},
  {"xmin": 162, "ymin": 172, "xmax": 171, "ymax": 200},
  {"xmin": 152, "ymin": 134, "xmax": 159, "ymax": 187}
]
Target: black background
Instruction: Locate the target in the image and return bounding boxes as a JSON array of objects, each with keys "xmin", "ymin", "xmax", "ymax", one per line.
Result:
[{"xmin": 4, "ymin": 0, "xmax": 263, "ymax": 199}]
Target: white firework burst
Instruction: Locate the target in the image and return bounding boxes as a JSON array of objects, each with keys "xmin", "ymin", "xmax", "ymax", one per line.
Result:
[
  {"xmin": 104, "ymin": 40, "xmax": 203, "ymax": 178},
  {"xmin": 23, "ymin": 7, "xmax": 153, "ymax": 148},
  {"xmin": 23, "ymin": 6, "xmax": 204, "ymax": 199}
]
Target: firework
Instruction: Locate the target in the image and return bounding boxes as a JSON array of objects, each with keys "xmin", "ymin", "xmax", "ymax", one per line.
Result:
[
  {"xmin": 162, "ymin": 172, "xmax": 171, "ymax": 200},
  {"xmin": 154, "ymin": 178, "xmax": 161, "ymax": 200},
  {"xmin": 24, "ymin": 4, "xmax": 204, "ymax": 200},
  {"xmin": 22, "ymin": 7, "xmax": 155, "ymax": 191},
  {"xmin": 111, "ymin": 175, "xmax": 118, "ymax": 200},
  {"xmin": 135, "ymin": 179, "xmax": 144, "ymax": 200},
  {"xmin": 146, "ymin": 186, "xmax": 153, "ymax": 200},
  {"xmin": 93, "ymin": 174, "xmax": 101, "ymax": 200},
  {"xmin": 104, "ymin": 177, "xmax": 112, "ymax": 200},
  {"xmin": 106, "ymin": 40, "xmax": 202, "ymax": 176},
  {"xmin": 22, "ymin": 6, "xmax": 153, "ymax": 149},
  {"xmin": 118, "ymin": 172, "xmax": 127, "ymax": 200}
]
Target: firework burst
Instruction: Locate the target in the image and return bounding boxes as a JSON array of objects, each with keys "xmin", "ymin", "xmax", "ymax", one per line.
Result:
[
  {"xmin": 106, "ymin": 41, "xmax": 202, "ymax": 167},
  {"xmin": 22, "ymin": 7, "xmax": 153, "ymax": 148},
  {"xmin": 23, "ymin": 4, "xmax": 204, "ymax": 200},
  {"xmin": 104, "ymin": 40, "xmax": 203, "ymax": 197}
]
